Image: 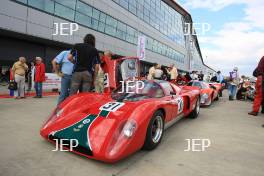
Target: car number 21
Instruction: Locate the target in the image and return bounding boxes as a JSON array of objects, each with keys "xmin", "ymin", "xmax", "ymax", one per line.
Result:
[{"xmin": 99, "ymin": 102, "xmax": 125, "ymax": 112}]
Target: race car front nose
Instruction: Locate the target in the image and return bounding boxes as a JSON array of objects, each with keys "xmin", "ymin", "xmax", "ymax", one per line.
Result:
[{"xmin": 201, "ymin": 93, "xmax": 209, "ymax": 104}]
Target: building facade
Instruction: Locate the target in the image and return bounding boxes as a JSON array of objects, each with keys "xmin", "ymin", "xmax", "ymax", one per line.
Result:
[{"xmin": 0, "ymin": 0, "xmax": 215, "ymax": 73}]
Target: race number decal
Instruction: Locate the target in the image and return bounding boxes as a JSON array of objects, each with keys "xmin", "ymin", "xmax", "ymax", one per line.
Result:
[
  {"xmin": 104, "ymin": 73, "xmax": 109, "ymax": 87},
  {"xmin": 176, "ymin": 97, "xmax": 184, "ymax": 114},
  {"xmin": 99, "ymin": 102, "xmax": 125, "ymax": 112}
]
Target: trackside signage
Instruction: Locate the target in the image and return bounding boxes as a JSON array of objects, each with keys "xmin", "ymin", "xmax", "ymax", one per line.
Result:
[{"xmin": 137, "ymin": 35, "xmax": 146, "ymax": 60}]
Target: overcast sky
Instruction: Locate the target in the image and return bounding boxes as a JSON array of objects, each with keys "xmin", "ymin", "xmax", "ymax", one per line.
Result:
[{"xmin": 177, "ymin": 0, "xmax": 264, "ymax": 76}]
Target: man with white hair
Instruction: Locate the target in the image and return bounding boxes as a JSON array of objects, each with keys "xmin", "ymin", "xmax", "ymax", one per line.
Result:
[
  {"xmin": 228, "ymin": 67, "xmax": 240, "ymax": 100},
  {"xmin": 34, "ymin": 57, "xmax": 46, "ymax": 98},
  {"xmin": 12, "ymin": 57, "xmax": 28, "ymax": 99}
]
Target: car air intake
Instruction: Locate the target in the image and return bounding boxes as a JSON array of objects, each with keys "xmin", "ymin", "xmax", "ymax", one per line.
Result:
[{"xmin": 48, "ymin": 134, "xmax": 93, "ymax": 156}]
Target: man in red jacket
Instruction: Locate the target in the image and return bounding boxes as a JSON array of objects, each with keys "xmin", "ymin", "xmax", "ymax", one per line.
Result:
[
  {"xmin": 248, "ymin": 56, "xmax": 264, "ymax": 117},
  {"xmin": 34, "ymin": 57, "xmax": 46, "ymax": 98}
]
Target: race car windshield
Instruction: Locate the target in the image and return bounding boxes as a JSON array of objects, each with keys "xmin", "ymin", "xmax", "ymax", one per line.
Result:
[
  {"xmin": 111, "ymin": 81, "xmax": 164, "ymax": 102},
  {"xmin": 188, "ymin": 82, "xmax": 208, "ymax": 89}
]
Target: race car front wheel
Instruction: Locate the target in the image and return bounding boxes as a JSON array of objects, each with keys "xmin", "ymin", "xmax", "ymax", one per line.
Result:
[
  {"xmin": 189, "ymin": 98, "xmax": 200, "ymax": 119},
  {"xmin": 143, "ymin": 110, "xmax": 164, "ymax": 150}
]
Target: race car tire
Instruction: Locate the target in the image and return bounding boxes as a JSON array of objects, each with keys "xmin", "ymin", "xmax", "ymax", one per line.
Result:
[
  {"xmin": 143, "ymin": 110, "xmax": 164, "ymax": 150},
  {"xmin": 189, "ymin": 97, "xmax": 200, "ymax": 119}
]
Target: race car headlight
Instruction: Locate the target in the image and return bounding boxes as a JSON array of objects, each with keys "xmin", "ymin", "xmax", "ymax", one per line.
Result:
[
  {"xmin": 123, "ymin": 120, "xmax": 137, "ymax": 138},
  {"xmin": 107, "ymin": 120, "xmax": 137, "ymax": 158},
  {"xmin": 201, "ymin": 93, "xmax": 209, "ymax": 103},
  {"xmin": 202, "ymin": 93, "xmax": 209, "ymax": 99}
]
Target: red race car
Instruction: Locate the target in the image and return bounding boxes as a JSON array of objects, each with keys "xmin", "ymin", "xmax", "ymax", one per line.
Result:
[
  {"xmin": 187, "ymin": 80, "xmax": 221, "ymax": 106},
  {"xmin": 40, "ymin": 80, "xmax": 200, "ymax": 163}
]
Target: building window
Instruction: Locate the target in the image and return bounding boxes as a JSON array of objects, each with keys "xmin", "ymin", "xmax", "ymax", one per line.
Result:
[
  {"xmin": 116, "ymin": 21, "xmax": 127, "ymax": 40},
  {"xmin": 54, "ymin": 3, "xmax": 75, "ymax": 21},
  {"xmin": 98, "ymin": 22, "xmax": 105, "ymax": 32},
  {"xmin": 55, "ymin": 0, "xmax": 76, "ymax": 10},
  {"xmin": 92, "ymin": 8, "xmax": 100, "ymax": 20},
  {"xmin": 75, "ymin": 12, "xmax": 92, "ymax": 28},
  {"xmin": 13, "ymin": 0, "xmax": 185, "ymax": 64},
  {"xmin": 112, "ymin": 0, "xmax": 186, "ymax": 47},
  {"xmin": 120, "ymin": 0, "xmax": 129, "ymax": 9},
  {"xmin": 28, "ymin": 0, "xmax": 54, "ymax": 14},
  {"xmin": 76, "ymin": 1, "xmax": 92, "ymax": 17}
]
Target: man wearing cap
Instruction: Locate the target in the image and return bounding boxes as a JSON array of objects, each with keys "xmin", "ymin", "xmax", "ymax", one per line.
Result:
[{"xmin": 228, "ymin": 67, "xmax": 240, "ymax": 100}]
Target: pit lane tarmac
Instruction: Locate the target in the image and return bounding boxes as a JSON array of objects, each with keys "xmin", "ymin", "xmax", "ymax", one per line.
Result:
[{"xmin": 0, "ymin": 91, "xmax": 263, "ymax": 176}]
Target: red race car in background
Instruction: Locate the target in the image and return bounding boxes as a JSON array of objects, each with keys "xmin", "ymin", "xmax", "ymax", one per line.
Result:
[
  {"xmin": 209, "ymin": 82, "xmax": 224, "ymax": 97},
  {"xmin": 40, "ymin": 80, "xmax": 200, "ymax": 163},
  {"xmin": 187, "ymin": 80, "xmax": 221, "ymax": 106}
]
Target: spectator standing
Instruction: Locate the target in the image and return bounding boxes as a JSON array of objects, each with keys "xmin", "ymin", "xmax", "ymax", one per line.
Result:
[
  {"xmin": 248, "ymin": 56, "xmax": 264, "ymax": 116},
  {"xmin": 52, "ymin": 50, "xmax": 74, "ymax": 105},
  {"xmin": 190, "ymin": 71, "xmax": 198, "ymax": 80},
  {"xmin": 166, "ymin": 64, "xmax": 178, "ymax": 82},
  {"xmin": 95, "ymin": 51, "xmax": 110, "ymax": 93},
  {"xmin": 68, "ymin": 34, "xmax": 100, "ymax": 95},
  {"xmin": 216, "ymin": 71, "xmax": 224, "ymax": 83},
  {"xmin": 210, "ymin": 73, "xmax": 217, "ymax": 82},
  {"xmin": 154, "ymin": 64, "xmax": 163, "ymax": 80},
  {"xmin": 198, "ymin": 71, "xmax": 204, "ymax": 81},
  {"xmin": 161, "ymin": 67, "xmax": 169, "ymax": 81},
  {"xmin": 204, "ymin": 74, "xmax": 210, "ymax": 82},
  {"xmin": 34, "ymin": 57, "xmax": 46, "ymax": 98},
  {"xmin": 27, "ymin": 61, "xmax": 35, "ymax": 91},
  {"xmin": 185, "ymin": 72, "xmax": 192, "ymax": 83},
  {"xmin": 12, "ymin": 57, "xmax": 28, "ymax": 99},
  {"xmin": 147, "ymin": 63, "xmax": 157, "ymax": 80},
  {"xmin": 228, "ymin": 67, "xmax": 240, "ymax": 100}
]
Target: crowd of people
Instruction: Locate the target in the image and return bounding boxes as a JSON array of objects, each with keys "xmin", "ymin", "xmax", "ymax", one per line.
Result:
[
  {"xmin": 146, "ymin": 63, "xmax": 225, "ymax": 85},
  {"xmin": 7, "ymin": 32, "xmax": 264, "ymax": 127},
  {"xmin": 51, "ymin": 34, "xmax": 110, "ymax": 105},
  {"xmin": 11, "ymin": 56, "xmax": 46, "ymax": 99},
  {"xmin": 9, "ymin": 34, "xmax": 110, "ymax": 105}
]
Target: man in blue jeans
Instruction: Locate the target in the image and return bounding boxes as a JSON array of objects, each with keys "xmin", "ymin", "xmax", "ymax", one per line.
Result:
[
  {"xmin": 228, "ymin": 67, "xmax": 240, "ymax": 100},
  {"xmin": 52, "ymin": 50, "xmax": 74, "ymax": 105}
]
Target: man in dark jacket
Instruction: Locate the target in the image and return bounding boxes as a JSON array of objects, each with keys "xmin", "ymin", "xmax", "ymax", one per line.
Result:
[
  {"xmin": 68, "ymin": 34, "xmax": 100, "ymax": 95},
  {"xmin": 248, "ymin": 56, "xmax": 264, "ymax": 117}
]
